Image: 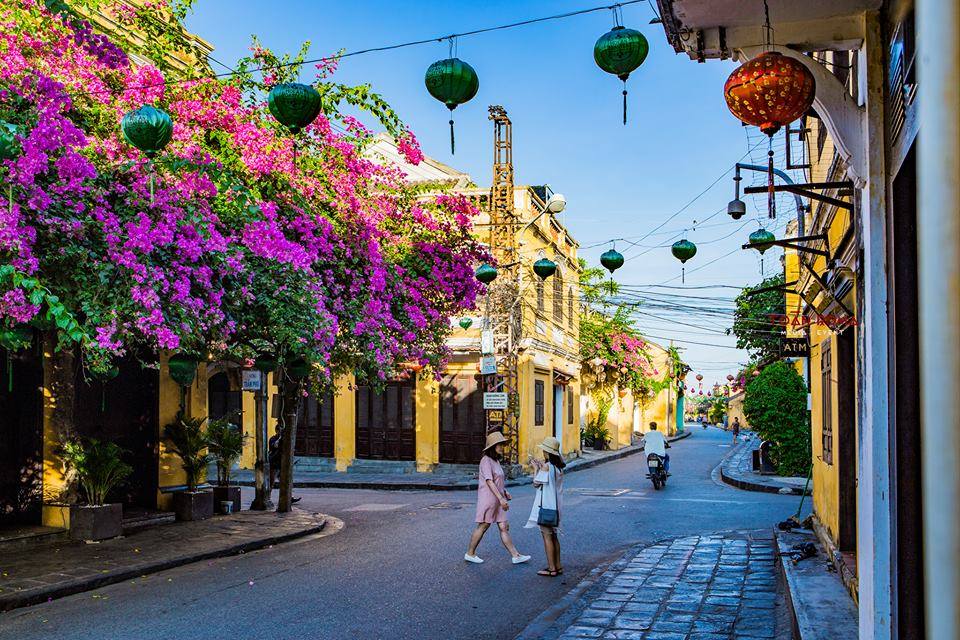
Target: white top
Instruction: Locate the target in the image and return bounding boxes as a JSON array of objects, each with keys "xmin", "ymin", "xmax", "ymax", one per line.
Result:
[
  {"xmin": 643, "ymin": 430, "xmax": 667, "ymax": 458},
  {"xmin": 525, "ymin": 463, "xmax": 563, "ymax": 529}
]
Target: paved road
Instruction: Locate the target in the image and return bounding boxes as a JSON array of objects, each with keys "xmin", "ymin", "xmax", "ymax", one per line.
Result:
[{"xmin": 0, "ymin": 427, "xmax": 806, "ymax": 640}]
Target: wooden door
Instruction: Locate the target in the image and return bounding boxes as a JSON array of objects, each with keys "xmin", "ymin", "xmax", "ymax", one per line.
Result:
[
  {"xmin": 355, "ymin": 381, "xmax": 415, "ymax": 460},
  {"xmin": 296, "ymin": 390, "xmax": 335, "ymax": 458},
  {"xmin": 208, "ymin": 372, "xmax": 242, "ymax": 423},
  {"xmin": 439, "ymin": 373, "xmax": 486, "ymax": 464}
]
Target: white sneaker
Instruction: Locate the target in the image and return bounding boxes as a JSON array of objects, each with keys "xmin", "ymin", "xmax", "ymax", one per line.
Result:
[
  {"xmin": 464, "ymin": 553, "xmax": 484, "ymax": 564},
  {"xmin": 512, "ymin": 554, "xmax": 531, "ymax": 564}
]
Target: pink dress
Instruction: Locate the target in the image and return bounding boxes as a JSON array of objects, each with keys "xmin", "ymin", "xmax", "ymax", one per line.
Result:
[{"xmin": 475, "ymin": 455, "xmax": 507, "ymax": 523}]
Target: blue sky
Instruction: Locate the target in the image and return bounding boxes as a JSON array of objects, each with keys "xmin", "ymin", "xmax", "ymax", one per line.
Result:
[{"xmin": 185, "ymin": 0, "xmax": 792, "ymax": 389}]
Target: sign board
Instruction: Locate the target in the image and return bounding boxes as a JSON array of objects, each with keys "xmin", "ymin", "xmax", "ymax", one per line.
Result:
[
  {"xmin": 483, "ymin": 392, "xmax": 509, "ymax": 410},
  {"xmin": 480, "ymin": 354, "xmax": 498, "ymax": 375},
  {"xmin": 780, "ymin": 337, "xmax": 810, "ymax": 357},
  {"xmin": 480, "ymin": 330, "xmax": 494, "ymax": 355},
  {"xmin": 241, "ymin": 370, "xmax": 261, "ymax": 391},
  {"xmin": 487, "ymin": 410, "xmax": 504, "ymax": 422}
]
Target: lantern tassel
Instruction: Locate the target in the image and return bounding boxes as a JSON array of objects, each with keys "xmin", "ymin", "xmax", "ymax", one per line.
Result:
[
  {"xmin": 767, "ymin": 145, "xmax": 776, "ymax": 219},
  {"xmin": 622, "ymin": 82, "xmax": 628, "ymax": 125},
  {"xmin": 449, "ymin": 118, "xmax": 455, "ymax": 155},
  {"xmin": 681, "ymin": 266, "xmax": 685, "ymax": 284}
]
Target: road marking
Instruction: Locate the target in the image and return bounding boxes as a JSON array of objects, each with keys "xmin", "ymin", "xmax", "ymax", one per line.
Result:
[
  {"xmin": 618, "ymin": 496, "xmax": 752, "ymax": 504},
  {"xmin": 344, "ymin": 503, "xmax": 408, "ymax": 512}
]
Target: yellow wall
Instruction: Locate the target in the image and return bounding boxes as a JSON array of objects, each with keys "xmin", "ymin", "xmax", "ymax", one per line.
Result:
[
  {"xmin": 727, "ymin": 391, "xmax": 749, "ymax": 429},
  {"xmin": 415, "ymin": 378, "xmax": 440, "ymax": 472},
  {"xmin": 333, "ymin": 374, "xmax": 356, "ymax": 472}
]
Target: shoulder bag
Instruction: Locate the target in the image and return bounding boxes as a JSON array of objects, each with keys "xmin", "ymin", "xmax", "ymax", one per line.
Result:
[{"xmin": 536, "ymin": 465, "xmax": 560, "ymax": 527}]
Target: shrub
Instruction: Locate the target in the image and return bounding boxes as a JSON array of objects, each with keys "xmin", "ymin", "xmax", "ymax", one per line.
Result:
[
  {"xmin": 163, "ymin": 413, "xmax": 211, "ymax": 492},
  {"xmin": 206, "ymin": 416, "xmax": 247, "ymax": 486},
  {"xmin": 60, "ymin": 438, "xmax": 132, "ymax": 506},
  {"xmin": 743, "ymin": 362, "xmax": 810, "ymax": 476},
  {"xmin": 583, "ymin": 422, "xmax": 611, "ymax": 449}
]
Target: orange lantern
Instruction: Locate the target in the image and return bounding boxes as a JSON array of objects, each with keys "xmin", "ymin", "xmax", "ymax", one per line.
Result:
[
  {"xmin": 723, "ymin": 51, "xmax": 815, "ymax": 136},
  {"xmin": 618, "ymin": 389, "xmax": 628, "ymax": 398}
]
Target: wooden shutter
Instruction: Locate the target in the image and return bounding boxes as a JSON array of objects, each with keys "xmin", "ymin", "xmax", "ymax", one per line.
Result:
[
  {"xmin": 535, "ymin": 380, "xmax": 545, "ymax": 426},
  {"xmin": 821, "ymin": 339, "xmax": 834, "ymax": 465}
]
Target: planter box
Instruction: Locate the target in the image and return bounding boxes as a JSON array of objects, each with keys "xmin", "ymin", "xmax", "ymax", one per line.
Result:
[
  {"xmin": 69, "ymin": 503, "xmax": 122, "ymax": 541},
  {"xmin": 213, "ymin": 486, "xmax": 241, "ymax": 514},
  {"xmin": 173, "ymin": 490, "xmax": 214, "ymax": 521}
]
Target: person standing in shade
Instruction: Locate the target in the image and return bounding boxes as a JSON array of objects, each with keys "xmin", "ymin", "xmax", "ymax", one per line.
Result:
[
  {"xmin": 526, "ymin": 436, "xmax": 565, "ymax": 577},
  {"xmin": 464, "ymin": 432, "xmax": 531, "ymax": 565},
  {"xmin": 732, "ymin": 416, "xmax": 741, "ymax": 444}
]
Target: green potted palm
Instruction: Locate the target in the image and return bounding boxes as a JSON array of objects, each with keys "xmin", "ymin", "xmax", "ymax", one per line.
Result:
[
  {"xmin": 60, "ymin": 438, "xmax": 132, "ymax": 541},
  {"xmin": 164, "ymin": 413, "xmax": 214, "ymax": 521},
  {"xmin": 206, "ymin": 416, "xmax": 246, "ymax": 514}
]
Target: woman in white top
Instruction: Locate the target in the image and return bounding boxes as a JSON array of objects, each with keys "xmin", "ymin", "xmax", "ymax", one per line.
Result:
[{"xmin": 526, "ymin": 436, "xmax": 565, "ymax": 577}]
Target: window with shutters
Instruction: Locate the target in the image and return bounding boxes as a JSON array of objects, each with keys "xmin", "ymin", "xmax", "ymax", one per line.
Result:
[
  {"xmin": 821, "ymin": 339, "xmax": 834, "ymax": 465},
  {"xmin": 536, "ymin": 279, "xmax": 544, "ymax": 312},
  {"xmin": 567, "ymin": 387, "xmax": 574, "ymax": 425},
  {"xmin": 553, "ymin": 270, "xmax": 563, "ymax": 322},
  {"xmin": 534, "ymin": 380, "xmax": 545, "ymax": 426}
]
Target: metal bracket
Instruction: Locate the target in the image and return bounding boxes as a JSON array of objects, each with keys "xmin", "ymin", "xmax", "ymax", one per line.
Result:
[
  {"xmin": 744, "ymin": 181, "xmax": 854, "ymax": 211},
  {"xmin": 695, "ymin": 29, "xmax": 705, "ymax": 63},
  {"xmin": 744, "ymin": 280, "xmax": 799, "ymax": 298},
  {"xmin": 784, "ymin": 124, "xmax": 811, "ymax": 170},
  {"xmin": 742, "ymin": 234, "xmax": 831, "ymax": 259}
]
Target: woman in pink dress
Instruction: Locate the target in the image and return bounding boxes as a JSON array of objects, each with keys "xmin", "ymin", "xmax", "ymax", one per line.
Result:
[{"xmin": 464, "ymin": 432, "xmax": 531, "ymax": 565}]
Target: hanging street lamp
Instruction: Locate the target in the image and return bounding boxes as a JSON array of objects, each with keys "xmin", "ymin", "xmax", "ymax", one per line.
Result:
[
  {"xmin": 458, "ymin": 317, "xmax": 473, "ymax": 330},
  {"xmin": 600, "ymin": 248, "xmax": 625, "ymax": 274},
  {"xmin": 533, "ymin": 258, "xmax": 558, "ymax": 280},
  {"xmin": 424, "ymin": 56, "xmax": 479, "ymax": 154},
  {"xmin": 475, "ymin": 263, "xmax": 498, "ymax": 284},
  {"xmin": 748, "ymin": 228, "xmax": 777, "ymax": 254},
  {"xmin": 121, "ymin": 105, "xmax": 173, "ymax": 201},
  {"xmin": 594, "ymin": 25, "xmax": 649, "ymax": 124},
  {"xmin": 671, "ymin": 238, "xmax": 697, "ymax": 283}
]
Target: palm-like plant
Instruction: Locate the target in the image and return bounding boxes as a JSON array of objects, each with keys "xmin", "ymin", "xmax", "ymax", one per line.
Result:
[
  {"xmin": 60, "ymin": 438, "xmax": 133, "ymax": 506},
  {"xmin": 206, "ymin": 415, "xmax": 246, "ymax": 486},
  {"xmin": 163, "ymin": 413, "xmax": 211, "ymax": 492}
]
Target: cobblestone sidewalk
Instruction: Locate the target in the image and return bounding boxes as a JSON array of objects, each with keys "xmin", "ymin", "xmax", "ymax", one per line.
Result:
[
  {"xmin": 719, "ymin": 438, "xmax": 811, "ymax": 496},
  {"xmin": 0, "ymin": 508, "xmax": 332, "ymax": 612},
  {"xmin": 517, "ymin": 530, "xmax": 789, "ymax": 640}
]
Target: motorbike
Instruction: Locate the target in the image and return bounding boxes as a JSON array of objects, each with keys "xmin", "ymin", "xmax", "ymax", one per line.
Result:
[{"xmin": 646, "ymin": 453, "xmax": 668, "ymax": 490}]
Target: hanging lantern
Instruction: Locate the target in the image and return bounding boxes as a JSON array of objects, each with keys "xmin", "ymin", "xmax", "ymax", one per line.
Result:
[
  {"xmin": 533, "ymin": 258, "xmax": 557, "ymax": 280},
  {"xmin": 167, "ymin": 353, "xmax": 199, "ymax": 387},
  {"xmin": 475, "ymin": 264, "xmax": 498, "ymax": 285},
  {"xmin": 593, "ymin": 26, "xmax": 649, "ymax": 124},
  {"xmin": 748, "ymin": 228, "xmax": 777, "ymax": 254},
  {"xmin": 458, "ymin": 317, "xmax": 473, "ymax": 330},
  {"xmin": 287, "ymin": 356, "xmax": 312, "ymax": 380},
  {"xmin": 267, "ymin": 83, "xmax": 323, "ymax": 134},
  {"xmin": 253, "ymin": 353, "xmax": 278, "ymax": 373},
  {"xmin": 752, "ymin": 369, "xmax": 761, "ymax": 377},
  {"xmin": 671, "ymin": 238, "xmax": 697, "ymax": 283},
  {"xmin": 424, "ymin": 57, "xmax": 479, "ymax": 154},
  {"xmin": 696, "ymin": 373, "xmax": 703, "ymax": 382},
  {"xmin": 723, "ymin": 52, "xmax": 815, "ymax": 137},
  {"xmin": 699, "ymin": 390, "xmax": 704, "ymax": 395},
  {"xmin": 726, "ymin": 374, "xmax": 735, "ymax": 381},
  {"xmin": 121, "ymin": 105, "xmax": 173, "ymax": 157},
  {"xmin": 618, "ymin": 389, "xmax": 628, "ymax": 399},
  {"xmin": 600, "ymin": 249, "xmax": 625, "ymax": 274}
]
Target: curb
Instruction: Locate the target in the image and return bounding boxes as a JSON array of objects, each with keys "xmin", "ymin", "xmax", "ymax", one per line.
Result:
[
  {"xmin": 239, "ymin": 431, "xmax": 694, "ymax": 492},
  {"xmin": 0, "ymin": 513, "xmax": 333, "ymax": 613},
  {"xmin": 717, "ymin": 442, "xmax": 811, "ymax": 496}
]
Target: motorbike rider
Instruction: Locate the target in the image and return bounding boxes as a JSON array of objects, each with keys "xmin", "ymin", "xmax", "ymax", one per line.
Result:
[{"xmin": 642, "ymin": 422, "xmax": 670, "ymax": 473}]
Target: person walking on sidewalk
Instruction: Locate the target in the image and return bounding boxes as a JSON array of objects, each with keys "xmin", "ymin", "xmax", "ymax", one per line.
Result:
[
  {"xmin": 526, "ymin": 436, "xmax": 565, "ymax": 577},
  {"xmin": 464, "ymin": 432, "xmax": 531, "ymax": 565},
  {"xmin": 731, "ymin": 417, "xmax": 741, "ymax": 444}
]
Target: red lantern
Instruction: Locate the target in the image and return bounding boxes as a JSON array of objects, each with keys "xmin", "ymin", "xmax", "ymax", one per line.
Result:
[
  {"xmin": 726, "ymin": 374, "xmax": 734, "ymax": 381},
  {"xmin": 723, "ymin": 51, "xmax": 815, "ymax": 136},
  {"xmin": 696, "ymin": 373, "xmax": 703, "ymax": 382},
  {"xmin": 618, "ymin": 389, "xmax": 628, "ymax": 398},
  {"xmin": 699, "ymin": 390, "xmax": 704, "ymax": 396}
]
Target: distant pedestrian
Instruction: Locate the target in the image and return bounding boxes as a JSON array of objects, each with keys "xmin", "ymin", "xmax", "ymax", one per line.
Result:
[
  {"xmin": 464, "ymin": 432, "xmax": 531, "ymax": 565},
  {"xmin": 732, "ymin": 417, "xmax": 741, "ymax": 444},
  {"xmin": 526, "ymin": 436, "xmax": 565, "ymax": 577}
]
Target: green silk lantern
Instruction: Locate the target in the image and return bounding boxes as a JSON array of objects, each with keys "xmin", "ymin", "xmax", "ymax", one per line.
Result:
[
  {"xmin": 121, "ymin": 105, "xmax": 173, "ymax": 202},
  {"xmin": 121, "ymin": 105, "xmax": 173, "ymax": 157},
  {"xmin": 600, "ymin": 249, "xmax": 625, "ymax": 274},
  {"xmin": 533, "ymin": 258, "xmax": 558, "ymax": 280},
  {"xmin": 287, "ymin": 356, "xmax": 312, "ymax": 380},
  {"xmin": 748, "ymin": 228, "xmax": 776, "ymax": 254},
  {"xmin": 475, "ymin": 264, "xmax": 498, "ymax": 285},
  {"xmin": 458, "ymin": 317, "xmax": 473, "ymax": 330},
  {"xmin": 424, "ymin": 57, "xmax": 479, "ymax": 154},
  {"xmin": 167, "ymin": 353, "xmax": 199, "ymax": 387},
  {"xmin": 593, "ymin": 26, "xmax": 649, "ymax": 124},
  {"xmin": 254, "ymin": 353, "xmax": 278, "ymax": 373},
  {"xmin": 671, "ymin": 239, "xmax": 697, "ymax": 283},
  {"xmin": 267, "ymin": 83, "xmax": 323, "ymax": 134}
]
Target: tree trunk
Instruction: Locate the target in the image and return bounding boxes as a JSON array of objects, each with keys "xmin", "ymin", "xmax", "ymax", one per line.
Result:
[
  {"xmin": 44, "ymin": 331, "xmax": 76, "ymax": 502},
  {"xmin": 276, "ymin": 371, "xmax": 302, "ymax": 513},
  {"xmin": 250, "ymin": 371, "xmax": 273, "ymax": 510}
]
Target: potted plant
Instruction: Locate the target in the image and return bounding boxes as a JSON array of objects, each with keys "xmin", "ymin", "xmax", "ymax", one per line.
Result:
[
  {"xmin": 164, "ymin": 413, "xmax": 214, "ymax": 521},
  {"xmin": 206, "ymin": 416, "xmax": 246, "ymax": 514},
  {"xmin": 60, "ymin": 438, "xmax": 132, "ymax": 541},
  {"xmin": 584, "ymin": 423, "xmax": 611, "ymax": 450}
]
